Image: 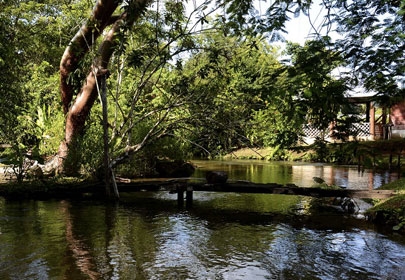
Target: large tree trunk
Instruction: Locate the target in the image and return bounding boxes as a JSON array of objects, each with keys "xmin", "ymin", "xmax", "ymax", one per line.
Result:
[
  {"xmin": 59, "ymin": 0, "xmax": 121, "ymax": 115},
  {"xmin": 54, "ymin": 0, "xmax": 150, "ymax": 175}
]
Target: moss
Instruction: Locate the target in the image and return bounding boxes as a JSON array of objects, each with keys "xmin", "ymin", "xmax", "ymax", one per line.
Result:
[
  {"xmin": 369, "ymin": 195, "xmax": 405, "ymax": 211},
  {"xmin": 313, "ymin": 183, "xmax": 342, "ymax": 190},
  {"xmin": 366, "ymin": 194, "xmax": 405, "ymax": 232},
  {"xmin": 378, "ymin": 178, "xmax": 405, "ymax": 191},
  {"xmin": 363, "ymin": 177, "xmax": 405, "ymax": 233}
]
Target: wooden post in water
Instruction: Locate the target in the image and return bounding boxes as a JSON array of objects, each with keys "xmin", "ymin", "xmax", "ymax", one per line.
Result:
[
  {"xmin": 186, "ymin": 186, "xmax": 193, "ymax": 207},
  {"xmin": 177, "ymin": 186, "xmax": 184, "ymax": 208}
]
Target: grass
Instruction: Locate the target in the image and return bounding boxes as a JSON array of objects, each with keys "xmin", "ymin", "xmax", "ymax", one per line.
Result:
[
  {"xmin": 222, "ymin": 147, "xmax": 304, "ymax": 161},
  {"xmin": 377, "ymin": 177, "xmax": 405, "ymax": 191},
  {"xmin": 223, "ymin": 147, "xmax": 274, "ymax": 160},
  {"xmin": 224, "ymin": 139, "xmax": 405, "ymax": 168},
  {"xmin": 366, "ymin": 178, "xmax": 405, "ymax": 232}
]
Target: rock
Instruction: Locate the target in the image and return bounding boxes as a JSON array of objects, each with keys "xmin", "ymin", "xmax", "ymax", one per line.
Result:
[
  {"xmin": 313, "ymin": 177, "xmax": 325, "ymax": 184},
  {"xmin": 206, "ymin": 171, "xmax": 228, "ymax": 184},
  {"xmin": 155, "ymin": 160, "xmax": 195, "ymax": 178},
  {"xmin": 27, "ymin": 165, "xmax": 44, "ymax": 179}
]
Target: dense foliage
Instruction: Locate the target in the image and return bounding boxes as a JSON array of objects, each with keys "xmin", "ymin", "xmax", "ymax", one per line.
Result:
[{"xmin": 0, "ymin": 0, "xmax": 404, "ymax": 180}]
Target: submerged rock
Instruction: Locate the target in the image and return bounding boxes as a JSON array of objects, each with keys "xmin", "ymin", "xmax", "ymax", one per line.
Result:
[
  {"xmin": 206, "ymin": 171, "xmax": 228, "ymax": 184},
  {"xmin": 155, "ymin": 160, "xmax": 195, "ymax": 178}
]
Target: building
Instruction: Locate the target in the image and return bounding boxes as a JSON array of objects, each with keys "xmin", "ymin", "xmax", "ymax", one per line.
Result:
[{"xmin": 303, "ymin": 90, "xmax": 405, "ymax": 143}]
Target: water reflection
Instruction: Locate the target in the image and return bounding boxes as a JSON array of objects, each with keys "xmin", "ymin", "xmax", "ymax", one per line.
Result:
[
  {"xmin": 0, "ymin": 196, "xmax": 405, "ymax": 279},
  {"xmin": 0, "ymin": 160, "xmax": 404, "ymax": 279},
  {"xmin": 192, "ymin": 160, "xmax": 400, "ymax": 189}
]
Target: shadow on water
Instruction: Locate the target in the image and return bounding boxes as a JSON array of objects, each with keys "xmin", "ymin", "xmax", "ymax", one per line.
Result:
[{"xmin": 117, "ymin": 192, "xmax": 386, "ymax": 234}]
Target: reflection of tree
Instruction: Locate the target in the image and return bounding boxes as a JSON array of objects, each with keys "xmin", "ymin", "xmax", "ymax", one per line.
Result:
[
  {"xmin": 60, "ymin": 200, "xmax": 100, "ymax": 280},
  {"xmin": 111, "ymin": 204, "xmax": 160, "ymax": 278},
  {"xmin": 57, "ymin": 197, "xmax": 162, "ymax": 278},
  {"xmin": 103, "ymin": 202, "xmax": 138, "ymax": 279}
]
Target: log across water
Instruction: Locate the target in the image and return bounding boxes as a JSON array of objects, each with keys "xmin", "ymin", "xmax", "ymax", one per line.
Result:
[
  {"xmin": 0, "ymin": 178, "xmax": 397, "ymax": 200},
  {"xmin": 114, "ymin": 178, "xmax": 396, "ymax": 200}
]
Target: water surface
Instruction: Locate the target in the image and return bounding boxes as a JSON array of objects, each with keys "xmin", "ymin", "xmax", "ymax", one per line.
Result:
[
  {"xmin": 0, "ymin": 160, "xmax": 404, "ymax": 279},
  {"xmin": 191, "ymin": 159, "xmax": 399, "ymax": 189}
]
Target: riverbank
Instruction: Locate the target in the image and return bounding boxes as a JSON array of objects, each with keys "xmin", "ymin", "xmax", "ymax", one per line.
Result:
[
  {"xmin": 0, "ymin": 177, "xmax": 403, "ymax": 234},
  {"xmin": 365, "ymin": 178, "xmax": 405, "ymax": 233},
  {"xmin": 224, "ymin": 139, "xmax": 405, "ymax": 171},
  {"xmin": 224, "ymin": 146, "xmax": 405, "ymax": 233},
  {"xmin": 1, "ymin": 158, "xmax": 405, "ymax": 234}
]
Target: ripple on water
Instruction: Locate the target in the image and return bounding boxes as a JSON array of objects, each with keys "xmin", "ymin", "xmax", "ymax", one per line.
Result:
[
  {"xmin": 265, "ymin": 225, "xmax": 405, "ymax": 280},
  {"xmin": 1, "ymin": 198, "xmax": 405, "ymax": 280}
]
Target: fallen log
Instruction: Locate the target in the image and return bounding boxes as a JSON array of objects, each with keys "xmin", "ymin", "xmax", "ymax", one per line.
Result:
[
  {"xmin": 0, "ymin": 178, "xmax": 398, "ymax": 200},
  {"xmin": 115, "ymin": 178, "xmax": 397, "ymax": 199}
]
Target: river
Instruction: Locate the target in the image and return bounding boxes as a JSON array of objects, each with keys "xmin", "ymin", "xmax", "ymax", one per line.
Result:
[
  {"xmin": 0, "ymin": 160, "xmax": 404, "ymax": 279},
  {"xmin": 191, "ymin": 159, "xmax": 400, "ymax": 189}
]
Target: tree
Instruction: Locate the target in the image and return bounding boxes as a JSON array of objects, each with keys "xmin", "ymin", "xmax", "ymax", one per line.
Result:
[
  {"xmin": 0, "ymin": 0, "xmax": 72, "ymax": 180},
  {"xmin": 248, "ymin": 39, "xmax": 348, "ymax": 148},
  {"xmin": 51, "ymin": 0, "xmax": 228, "ymax": 191},
  {"xmin": 3, "ymin": 0, "xmax": 402, "ymax": 187},
  {"xmin": 55, "ymin": 0, "xmax": 135, "ymax": 175},
  {"xmin": 285, "ymin": 40, "xmax": 347, "ymax": 131},
  {"xmin": 53, "ymin": 0, "xmax": 322, "ymax": 175},
  {"xmin": 170, "ymin": 32, "xmax": 283, "ymax": 156},
  {"xmin": 326, "ymin": 0, "xmax": 405, "ymax": 98}
]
